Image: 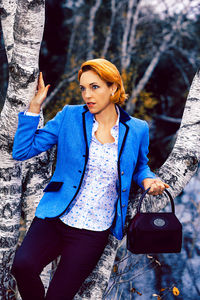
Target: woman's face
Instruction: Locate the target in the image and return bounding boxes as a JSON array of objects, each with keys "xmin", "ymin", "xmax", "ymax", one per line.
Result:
[{"xmin": 79, "ymin": 70, "xmax": 115, "ymax": 115}]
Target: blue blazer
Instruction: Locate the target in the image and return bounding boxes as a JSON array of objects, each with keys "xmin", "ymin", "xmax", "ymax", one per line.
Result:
[{"xmin": 13, "ymin": 104, "xmax": 155, "ymax": 240}]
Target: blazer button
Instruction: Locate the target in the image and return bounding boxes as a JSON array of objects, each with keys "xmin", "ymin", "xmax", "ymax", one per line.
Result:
[
  {"xmin": 122, "ymin": 204, "xmax": 126, "ymax": 208},
  {"xmin": 73, "ymin": 186, "xmax": 77, "ymax": 188},
  {"xmin": 83, "ymin": 154, "xmax": 86, "ymax": 157},
  {"xmin": 78, "ymin": 170, "xmax": 82, "ymax": 173},
  {"xmin": 121, "ymin": 171, "xmax": 124, "ymax": 175},
  {"xmin": 122, "ymin": 189, "xmax": 126, "ymax": 192}
]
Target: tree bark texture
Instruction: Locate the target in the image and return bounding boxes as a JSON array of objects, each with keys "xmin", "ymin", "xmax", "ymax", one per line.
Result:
[{"xmin": 0, "ymin": 0, "xmax": 53, "ymax": 297}]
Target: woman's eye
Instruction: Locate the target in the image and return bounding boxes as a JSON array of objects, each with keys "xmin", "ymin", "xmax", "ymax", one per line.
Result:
[
  {"xmin": 80, "ymin": 86, "xmax": 85, "ymax": 92},
  {"xmin": 92, "ymin": 85, "xmax": 99, "ymax": 90}
]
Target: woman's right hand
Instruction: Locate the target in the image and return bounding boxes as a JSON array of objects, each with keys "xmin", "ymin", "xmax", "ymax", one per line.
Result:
[{"xmin": 28, "ymin": 72, "xmax": 51, "ymax": 114}]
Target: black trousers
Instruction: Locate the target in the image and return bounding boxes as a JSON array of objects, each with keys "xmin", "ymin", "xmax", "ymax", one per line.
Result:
[{"xmin": 11, "ymin": 217, "xmax": 110, "ymax": 300}]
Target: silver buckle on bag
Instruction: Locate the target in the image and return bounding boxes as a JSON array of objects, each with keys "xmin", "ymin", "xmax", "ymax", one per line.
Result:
[{"xmin": 153, "ymin": 218, "xmax": 166, "ymax": 227}]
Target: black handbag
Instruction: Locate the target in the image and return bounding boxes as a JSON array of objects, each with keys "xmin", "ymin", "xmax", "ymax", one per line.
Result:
[{"xmin": 127, "ymin": 188, "xmax": 182, "ymax": 254}]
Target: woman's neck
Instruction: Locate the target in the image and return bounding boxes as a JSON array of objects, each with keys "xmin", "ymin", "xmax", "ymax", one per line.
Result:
[{"xmin": 94, "ymin": 104, "xmax": 118, "ymax": 127}]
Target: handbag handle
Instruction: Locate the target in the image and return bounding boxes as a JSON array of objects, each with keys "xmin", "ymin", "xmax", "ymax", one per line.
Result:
[{"xmin": 137, "ymin": 188, "xmax": 175, "ymax": 214}]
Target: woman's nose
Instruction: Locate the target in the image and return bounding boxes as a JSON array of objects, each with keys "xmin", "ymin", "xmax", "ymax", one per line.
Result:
[{"xmin": 84, "ymin": 88, "xmax": 92, "ymax": 98}]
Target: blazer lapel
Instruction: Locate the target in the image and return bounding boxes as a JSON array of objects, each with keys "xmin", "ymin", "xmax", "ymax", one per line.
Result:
[
  {"xmin": 118, "ymin": 106, "xmax": 130, "ymax": 159},
  {"xmin": 118, "ymin": 123, "xmax": 128, "ymax": 158},
  {"xmin": 82, "ymin": 106, "xmax": 93, "ymax": 152}
]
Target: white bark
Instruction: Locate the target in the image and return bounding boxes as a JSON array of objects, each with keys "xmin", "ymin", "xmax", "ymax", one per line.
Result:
[
  {"xmin": 121, "ymin": 0, "xmax": 135, "ymax": 70},
  {"xmin": 156, "ymin": 71, "xmax": 200, "ymax": 197},
  {"xmin": 121, "ymin": 0, "xmax": 142, "ymax": 70},
  {"xmin": 0, "ymin": 0, "xmax": 52, "ymax": 297},
  {"xmin": 86, "ymin": 0, "xmax": 102, "ymax": 60},
  {"xmin": 0, "ymin": 0, "xmax": 17, "ymax": 63}
]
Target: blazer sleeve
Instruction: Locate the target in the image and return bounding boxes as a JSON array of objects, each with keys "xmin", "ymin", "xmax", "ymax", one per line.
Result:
[
  {"xmin": 12, "ymin": 105, "xmax": 68, "ymax": 161},
  {"xmin": 132, "ymin": 121, "xmax": 156, "ymax": 188}
]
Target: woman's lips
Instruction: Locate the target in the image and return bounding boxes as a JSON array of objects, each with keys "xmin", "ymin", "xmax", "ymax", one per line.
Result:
[{"xmin": 87, "ymin": 102, "xmax": 96, "ymax": 107}]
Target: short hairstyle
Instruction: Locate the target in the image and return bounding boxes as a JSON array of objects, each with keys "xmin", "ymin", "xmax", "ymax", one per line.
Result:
[{"xmin": 78, "ymin": 58, "xmax": 128, "ymax": 105}]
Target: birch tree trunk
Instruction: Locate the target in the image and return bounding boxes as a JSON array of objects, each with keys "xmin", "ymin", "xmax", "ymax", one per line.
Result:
[
  {"xmin": 0, "ymin": 0, "xmax": 53, "ymax": 297},
  {"xmin": 125, "ymin": 0, "xmax": 142, "ymax": 68},
  {"xmin": 86, "ymin": 0, "xmax": 102, "ymax": 60},
  {"xmin": 74, "ymin": 71, "xmax": 200, "ymax": 299},
  {"xmin": 121, "ymin": 0, "xmax": 142, "ymax": 70},
  {"xmin": 121, "ymin": 0, "xmax": 135, "ymax": 70},
  {"xmin": 124, "ymin": 1, "xmax": 196, "ymax": 115}
]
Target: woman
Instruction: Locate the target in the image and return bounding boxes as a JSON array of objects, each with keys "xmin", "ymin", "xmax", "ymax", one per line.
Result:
[{"xmin": 12, "ymin": 58, "xmax": 168, "ymax": 300}]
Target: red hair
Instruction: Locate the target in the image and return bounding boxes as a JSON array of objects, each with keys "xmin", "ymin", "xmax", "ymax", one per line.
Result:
[{"xmin": 78, "ymin": 58, "xmax": 128, "ymax": 105}]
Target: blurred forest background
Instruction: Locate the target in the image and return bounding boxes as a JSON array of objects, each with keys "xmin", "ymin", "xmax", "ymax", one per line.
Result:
[
  {"xmin": 0, "ymin": 0, "xmax": 200, "ymax": 299},
  {"xmin": 0, "ymin": 0, "xmax": 199, "ymax": 170}
]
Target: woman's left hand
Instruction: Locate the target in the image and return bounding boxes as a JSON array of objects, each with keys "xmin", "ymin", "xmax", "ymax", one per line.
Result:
[{"xmin": 142, "ymin": 178, "xmax": 169, "ymax": 195}]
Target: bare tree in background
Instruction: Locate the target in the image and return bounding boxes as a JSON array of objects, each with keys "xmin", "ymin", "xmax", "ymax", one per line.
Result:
[
  {"xmin": 122, "ymin": 0, "xmax": 198, "ymax": 114},
  {"xmin": 86, "ymin": 0, "xmax": 102, "ymax": 60},
  {"xmin": 47, "ymin": 0, "xmax": 199, "ymax": 117}
]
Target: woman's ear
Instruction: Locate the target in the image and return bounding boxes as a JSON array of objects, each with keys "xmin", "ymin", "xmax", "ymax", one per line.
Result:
[{"xmin": 111, "ymin": 83, "xmax": 118, "ymax": 95}]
